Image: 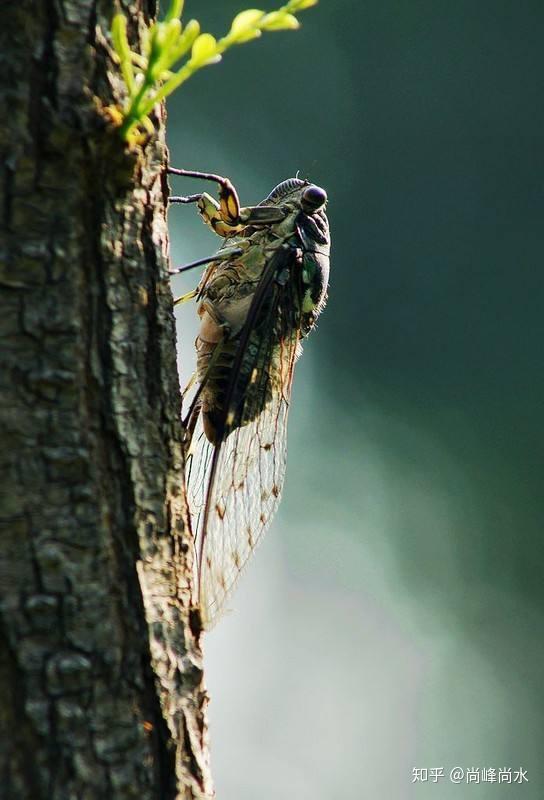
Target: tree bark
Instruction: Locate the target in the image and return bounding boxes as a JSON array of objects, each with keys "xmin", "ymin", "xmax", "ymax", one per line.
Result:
[{"xmin": 0, "ymin": 2, "xmax": 211, "ymax": 798}]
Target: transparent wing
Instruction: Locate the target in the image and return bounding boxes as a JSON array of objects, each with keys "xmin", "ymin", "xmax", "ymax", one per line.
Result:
[{"xmin": 185, "ymin": 252, "xmax": 301, "ymax": 629}]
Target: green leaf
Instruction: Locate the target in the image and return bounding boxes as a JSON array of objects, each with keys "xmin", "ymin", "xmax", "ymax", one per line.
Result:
[
  {"xmin": 148, "ymin": 22, "xmax": 165, "ymax": 60},
  {"xmin": 141, "ymin": 24, "xmax": 151, "ymax": 57},
  {"xmin": 189, "ymin": 33, "xmax": 221, "ymax": 67},
  {"xmin": 111, "ymin": 14, "xmax": 135, "ymax": 93},
  {"xmin": 111, "ymin": 14, "xmax": 131, "ymax": 61},
  {"xmin": 170, "ymin": 19, "xmax": 200, "ymax": 62},
  {"xmin": 149, "ymin": 19, "xmax": 183, "ymax": 77},
  {"xmin": 166, "ymin": 18, "xmax": 183, "ymax": 40},
  {"xmin": 287, "ymin": 0, "xmax": 318, "ymax": 10},
  {"xmin": 226, "ymin": 28, "xmax": 262, "ymax": 45},
  {"xmin": 129, "ymin": 52, "xmax": 147, "ymax": 68},
  {"xmin": 111, "ymin": 0, "xmax": 319, "ymax": 143},
  {"xmin": 229, "ymin": 9, "xmax": 265, "ymax": 33},
  {"xmin": 223, "ymin": 9, "xmax": 265, "ymax": 44},
  {"xmin": 260, "ymin": 12, "xmax": 300, "ymax": 31},
  {"xmin": 162, "ymin": 19, "xmax": 183, "ymax": 59},
  {"xmin": 164, "ymin": 0, "xmax": 184, "ymax": 22},
  {"xmin": 140, "ymin": 114, "xmax": 155, "ymax": 135}
]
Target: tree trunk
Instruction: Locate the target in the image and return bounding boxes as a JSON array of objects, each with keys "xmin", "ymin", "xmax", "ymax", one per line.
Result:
[{"xmin": 0, "ymin": 2, "xmax": 211, "ymax": 798}]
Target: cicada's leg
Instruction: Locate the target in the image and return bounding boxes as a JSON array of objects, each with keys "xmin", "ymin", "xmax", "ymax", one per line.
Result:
[
  {"xmin": 169, "ymin": 246, "xmax": 244, "ymax": 278},
  {"xmin": 182, "ymin": 370, "xmax": 198, "ymax": 396},
  {"xmin": 174, "ymin": 289, "xmax": 198, "ymax": 306},
  {"xmin": 170, "ymin": 246, "xmax": 245, "ymax": 307},
  {"xmin": 168, "ymin": 167, "xmax": 289, "ymax": 237},
  {"xmin": 169, "ymin": 167, "xmax": 243, "ymax": 237}
]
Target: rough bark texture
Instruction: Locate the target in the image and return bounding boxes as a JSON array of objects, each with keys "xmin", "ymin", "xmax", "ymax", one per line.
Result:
[{"xmin": 0, "ymin": 2, "xmax": 211, "ymax": 798}]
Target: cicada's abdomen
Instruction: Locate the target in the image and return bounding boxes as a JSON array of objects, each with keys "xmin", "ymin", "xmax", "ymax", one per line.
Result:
[
  {"xmin": 196, "ymin": 334, "xmax": 270, "ymax": 445},
  {"xmin": 196, "ymin": 301, "xmax": 295, "ymax": 444}
]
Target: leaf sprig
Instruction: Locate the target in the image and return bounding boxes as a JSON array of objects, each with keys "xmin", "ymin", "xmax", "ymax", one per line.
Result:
[{"xmin": 110, "ymin": 0, "xmax": 318, "ymax": 143}]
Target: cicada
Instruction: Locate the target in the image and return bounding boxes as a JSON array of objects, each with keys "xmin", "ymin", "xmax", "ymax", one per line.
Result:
[{"xmin": 168, "ymin": 168, "xmax": 330, "ymax": 629}]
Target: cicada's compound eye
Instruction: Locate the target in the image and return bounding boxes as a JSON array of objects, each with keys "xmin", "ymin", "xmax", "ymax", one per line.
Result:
[{"xmin": 301, "ymin": 184, "xmax": 327, "ymax": 214}]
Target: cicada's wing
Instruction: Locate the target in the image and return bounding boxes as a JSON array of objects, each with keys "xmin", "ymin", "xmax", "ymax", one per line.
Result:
[
  {"xmin": 186, "ymin": 251, "xmax": 301, "ymax": 629},
  {"xmin": 187, "ymin": 363, "xmax": 296, "ymax": 628}
]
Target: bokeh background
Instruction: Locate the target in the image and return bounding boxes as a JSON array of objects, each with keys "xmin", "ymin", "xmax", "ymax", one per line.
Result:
[{"xmin": 167, "ymin": 1, "xmax": 543, "ymax": 797}]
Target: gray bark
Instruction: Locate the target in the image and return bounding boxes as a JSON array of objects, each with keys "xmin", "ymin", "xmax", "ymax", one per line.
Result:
[{"xmin": 0, "ymin": 2, "xmax": 211, "ymax": 798}]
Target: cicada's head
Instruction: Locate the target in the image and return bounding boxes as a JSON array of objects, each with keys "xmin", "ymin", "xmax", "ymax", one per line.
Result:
[
  {"xmin": 261, "ymin": 177, "xmax": 331, "ymax": 330},
  {"xmin": 261, "ymin": 177, "xmax": 330, "ymax": 255},
  {"xmin": 299, "ymin": 184, "xmax": 328, "ymax": 215}
]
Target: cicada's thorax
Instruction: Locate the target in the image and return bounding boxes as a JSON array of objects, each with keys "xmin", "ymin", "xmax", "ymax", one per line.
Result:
[{"xmin": 195, "ymin": 183, "xmax": 330, "ymax": 444}]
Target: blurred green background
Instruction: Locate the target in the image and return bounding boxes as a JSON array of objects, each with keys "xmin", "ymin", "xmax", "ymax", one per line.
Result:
[{"xmin": 167, "ymin": 1, "xmax": 543, "ymax": 797}]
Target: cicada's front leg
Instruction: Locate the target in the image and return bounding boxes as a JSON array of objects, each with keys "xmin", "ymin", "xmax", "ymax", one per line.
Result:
[
  {"xmin": 168, "ymin": 167, "xmax": 288, "ymax": 238},
  {"xmin": 195, "ymin": 185, "xmax": 244, "ymax": 238},
  {"xmin": 169, "ymin": 167, "xmax": 244, "ymax": 237}
]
